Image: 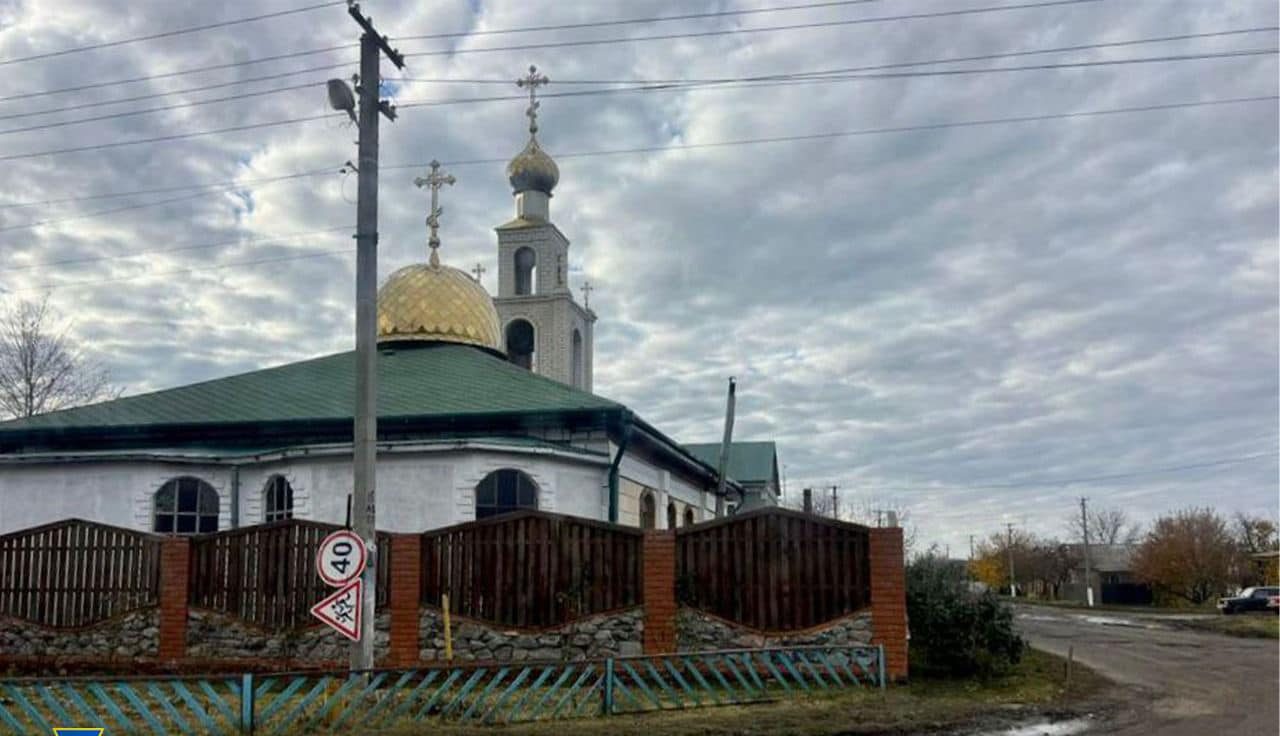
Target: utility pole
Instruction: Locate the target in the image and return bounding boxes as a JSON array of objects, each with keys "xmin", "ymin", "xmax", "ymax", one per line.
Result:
[
  {"xmin": 1080, "ymin": 497, "xmax": 1093, "ymax": 607},
  {"xmin": 346, "ymin": 1, "xmax": 404, "ymax": 673},
  {"xmin": 969, "ymin": 534, "xmax": 975, "ymax": 561},
  {"xmin": 1006, "ymin": 522, "xmax": 1017, "ymax": 598},
  {"xmin": 830, "ymin": 485, "xmax": 839, "ymax": 520},
  {"xmin": 714, "ymin": 377, "xmax": 736, "ymax": 516}
]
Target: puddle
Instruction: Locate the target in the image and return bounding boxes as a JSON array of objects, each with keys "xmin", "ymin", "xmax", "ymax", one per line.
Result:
[{"xmin": 979, "ymin": 717, "xmax": 1094, "ymax": 736}]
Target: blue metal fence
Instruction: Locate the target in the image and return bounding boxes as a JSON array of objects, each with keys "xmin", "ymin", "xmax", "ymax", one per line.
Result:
[{"xmin": 0, "ymin": 645, "xmax": 883, "ymax": 734}]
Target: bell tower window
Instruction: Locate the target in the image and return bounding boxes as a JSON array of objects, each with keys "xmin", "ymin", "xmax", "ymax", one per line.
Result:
[
  {"xmin": 506, "ymin": 319, "xmax": 536, "ymax": 370},
  {"xmin": 514, "ymin": 247, "xmax": 536, "ymax": 295}
]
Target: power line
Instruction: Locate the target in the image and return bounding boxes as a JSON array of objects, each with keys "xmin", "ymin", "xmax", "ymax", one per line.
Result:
[
  {"xmin": 401, "ymin": 0, "xmax": 885, "ymax": 41},
  {"xmin": 7, "ymin": 25, "xmax": 1271, "ymax": 122},
  {"xmin": 0, "ymin": 226, "xmax": 350, "ymax": 273},
  {"xmin": 0, "ymin": 170, "xmax": 335, "ymax": 233},
  {"xmin": 0, "ymin": 94, "xmax": 1270, "ymax": 221},
  {"xmin": 403, "ymin": 0, "xmax": 1113, "ymax": 61},
  {"xmin": 6, "ymin": 0, "xmax": 1107, "ymax": 104},
  {"xmin": 0, "ymin": 1, "xmax": 346, "ymax": 68},
  {"xmin": 0, "ymin": 167, "xmax": 337, "ymax": 211},
  {"xmin": 6, "ymin": 247, "xmax": 355, "ymax": 295},
  {"xmin": 392, "ymin": 49, "xmax": 1279, "ymax": 111},
  {"xmin": 7, "ymin": 48, "xmax": 1272, "ymax": 139},
  {"xmin": 851, "ymin": 451, "xmax": 1280, "ymax": 495}
]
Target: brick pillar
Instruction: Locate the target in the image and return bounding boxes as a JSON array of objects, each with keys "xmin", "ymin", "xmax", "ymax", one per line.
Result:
[
  {"xmin": 869, "ymin": 527, "xmax": 908, "ymax": 681},
  {"xmin": 158, "ymin": 537, "xmax": 191, "ymax": 661},
  {"xmin": 387, "ymin": 534, "xmax": 422, "ymax": 667},
  {"xmin": 642, "ymin": 531, "xmax": 677, "ymax": 654}
]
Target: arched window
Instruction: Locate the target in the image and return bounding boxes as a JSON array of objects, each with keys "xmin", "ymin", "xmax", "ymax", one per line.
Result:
[
  {"xmin": 475, "ymin": 469, "xmax": 538, "ymax": 519},
  {"xmin": 263, "ymin": 475, "xmax": 294, "ymax": 522},
  {"xmin": 571, "ymin": 329, "xmax": 583, "ymax": 388},
  {"xmin": 506, "ymin": 319, "xmax": 536, "ymax": 370},
  {"xmin": 640, "ymin": 491, "xmax": 656, "ymax": 530},
  {"xmin": 154, "ymin": 477, "xmax": 219, "ymax": 534},
  {"xmin": 684, "ymin": 507, "xmax": 695, "ymax": 527},
  {"xmin": 514, "ymin": 247, "xmax": 536, "ymax": 295}
]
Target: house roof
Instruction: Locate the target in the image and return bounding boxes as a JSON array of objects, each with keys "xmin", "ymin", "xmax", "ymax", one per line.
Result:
[
  {"xmin": 681, "ymin": 441, "xmax": 777, "ymax": 485},
  {"xmin": 1065, "ymin": 543, "xmax": 1136, "ymax": 573},
  {"xmin": 0, "ymin": 343, "xmax": 617, "ymax": 444}
]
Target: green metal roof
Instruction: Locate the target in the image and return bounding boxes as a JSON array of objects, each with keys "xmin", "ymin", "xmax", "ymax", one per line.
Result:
[
  {"xmin": 0, "ymin": 343, "xmax": 619, "ymax": 434},
  {"xmin": 681, "ymin": 441, "xmax": 778, "ymax": 485}
]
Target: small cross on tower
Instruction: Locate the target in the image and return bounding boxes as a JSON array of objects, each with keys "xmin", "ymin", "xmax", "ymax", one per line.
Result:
[
  {"xmin": 471, "ymin": 263, "xmax": 486, "ymax": 282},
  {"xmin": 413, "ymin": 159, "xmax": 456, "ymax": 267},
  {"xmin": 516, "ymin": 65, "xmax": 550, "ymax": 136},
  {"xmin": 580, "ymin": 281, "xmax": 594, "ymax": 310}
]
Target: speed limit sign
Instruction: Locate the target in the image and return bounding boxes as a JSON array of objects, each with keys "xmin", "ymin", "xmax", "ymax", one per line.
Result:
[{"xmin": 316, "ymin": 529, "xmax": 367, "ymax": 587}]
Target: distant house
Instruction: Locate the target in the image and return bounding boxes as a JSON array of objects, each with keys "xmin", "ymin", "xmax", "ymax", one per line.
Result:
[
  {"xmin": 682, "ymin": 441, "xmax": 780, "ymax": 511},
  {"xmin": 1064, "ymin": 544, "xmax": 1152, "ymax": 605}
]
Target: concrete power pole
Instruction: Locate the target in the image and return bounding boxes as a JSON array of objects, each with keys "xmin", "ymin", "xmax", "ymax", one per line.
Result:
[
  {"xmin": 1080, "ymin": 497, "xmax": 1094, "ymax": 607},
  {"xmin": 1006, "ymin": 522, "xmax": 1017, "ymax": 598},
  {"xmin": 346, "ymin": 2, "xmax": 404, "ymax": 672}
]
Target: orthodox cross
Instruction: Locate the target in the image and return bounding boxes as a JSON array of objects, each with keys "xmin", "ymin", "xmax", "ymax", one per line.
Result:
[
  {"xmin": 471, "ymin": 263, "xmax": 486, "ymax": 282},
  {"xmin": 516, "ymin": 65, "xmax": 550, "ymax": 136},
  {"xmin": 580, "ymin": 281, "xmax": 593, "ymax": 309},
  {"xmin": 413, "ymin": 159, "xmax": 456, "ymax": 267}
]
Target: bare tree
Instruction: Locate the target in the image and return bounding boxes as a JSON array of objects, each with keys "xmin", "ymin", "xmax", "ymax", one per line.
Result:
[
  {"xmin": 785, "ymin": 488, "xmax": 919, "ymax": 555},
  {"xmin": 1066, "ymin": 505, "xmax": 1142, "ymax": 546},
  {"xmin": 0, "ymin": 297, "xmax": 119, "ymax": 419}
]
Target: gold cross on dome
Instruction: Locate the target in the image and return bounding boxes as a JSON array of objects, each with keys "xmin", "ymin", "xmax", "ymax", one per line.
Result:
[
  {"xmin": 471, "ymin": 262, "xmax": 486, "ymax": 282},
  {"xmin": 516, "ymin": 65, "xmax": 550, "ymax": 136},
  {"xmin": 413, "ymin": 159, "xmax": 456, "ymax": 267}
]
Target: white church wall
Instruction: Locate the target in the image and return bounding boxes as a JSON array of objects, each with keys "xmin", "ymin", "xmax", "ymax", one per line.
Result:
[{"xmin": 0, "ymin": 461, "xmax": 233, "ymax": 535}]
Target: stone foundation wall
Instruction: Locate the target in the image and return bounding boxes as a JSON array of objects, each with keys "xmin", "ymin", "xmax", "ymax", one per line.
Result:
[
  {"xmin": 419, "ymin": 607, "xmax": 643, "ymax": 662},
  {"xmin": 676, "ymin": 607, "xmax": 873, "ymax": 652},
  {"xmin": 0, "ymin": 609, "xmax": 159, "ymax": 658},
  {"xmin": 186, "ymin": 610, "xmax": 390, "ymax": 663}
]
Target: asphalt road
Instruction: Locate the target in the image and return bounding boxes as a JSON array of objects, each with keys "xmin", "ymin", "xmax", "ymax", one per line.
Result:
[{"xmin": 1015, "ymin": 606, "xmax": 1278, "ymax": 735}]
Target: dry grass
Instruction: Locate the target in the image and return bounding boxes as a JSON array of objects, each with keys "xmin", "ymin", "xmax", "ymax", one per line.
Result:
[
  {"xmin": 377, "ymin": 648, "xmax": 1106, "ymax": 736},
  {"xmin": 1175, "ymin": 614, "xmax": 1279, "ymax": 639}
]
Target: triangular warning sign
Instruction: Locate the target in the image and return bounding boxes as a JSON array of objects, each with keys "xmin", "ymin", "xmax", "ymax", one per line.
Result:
[{"xmin": 310, "ymin": 578, "xmax": 362, "ymax": 641}]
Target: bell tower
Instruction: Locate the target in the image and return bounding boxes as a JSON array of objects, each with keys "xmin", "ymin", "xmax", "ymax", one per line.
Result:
[{"xmin": 493, "ymin": 66, "xmax": 596, "ymax": 391}]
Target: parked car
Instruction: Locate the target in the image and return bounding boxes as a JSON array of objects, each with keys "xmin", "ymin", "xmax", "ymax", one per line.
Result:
[{"xmin": 1217, "ymin": 586, "xmax": 1280, "ymax": 614}]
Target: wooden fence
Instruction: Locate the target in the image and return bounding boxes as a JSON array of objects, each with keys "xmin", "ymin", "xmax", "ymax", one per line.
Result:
[
  {"xmin": 189, "ymin": 520, "xmax": 392, "ymax": 630},
  {"xmin": 0, "ymin": 519, "xmax": 161, "ymax": 628},
  {"xmin": 420, "ymin": 511, "xmax": 644, "ymax": 628},
  {"xmin": 676, "ymin": 508, "xmax": 871, "ymax": 630}
]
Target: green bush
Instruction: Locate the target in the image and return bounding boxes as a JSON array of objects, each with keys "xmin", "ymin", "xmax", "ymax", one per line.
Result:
[{"xmin": 906, "ymin": 552, "xmax": 1024, "ymax": 678}]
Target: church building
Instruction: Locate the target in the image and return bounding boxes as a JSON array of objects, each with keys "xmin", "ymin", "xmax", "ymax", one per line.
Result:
[{"xmin": 0, "ymin": 68, "xmax": 778, "ymax": 537}]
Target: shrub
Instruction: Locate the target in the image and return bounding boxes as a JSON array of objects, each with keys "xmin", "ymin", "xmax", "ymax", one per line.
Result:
[{"xmin": 906, "ymin": 551, "xmax": 1024, "ymax": 678}]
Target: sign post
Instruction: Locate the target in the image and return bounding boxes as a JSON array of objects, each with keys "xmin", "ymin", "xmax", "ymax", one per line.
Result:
[{"xmin": 312, "ymin": 530, "xmax": 369, "ymax": 642}]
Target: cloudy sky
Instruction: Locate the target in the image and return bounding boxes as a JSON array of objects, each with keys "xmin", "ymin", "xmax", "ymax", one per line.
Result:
[{"xmin": 0, "ymin": 0, "xmax": 1275, "ymax": 552}]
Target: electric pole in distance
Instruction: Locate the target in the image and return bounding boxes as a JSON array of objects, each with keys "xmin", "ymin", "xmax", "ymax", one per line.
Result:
[
  {"xmin": 1006, "ymin": 522, "xmax": 1017, "ymax": 598},
  {"xmin": 1080, "ymin": 497, "xmax": 1093, "ymax": 607},
  {"xmin": 342, "ymin": 1, "xmax": 404, "ymax": 672}
]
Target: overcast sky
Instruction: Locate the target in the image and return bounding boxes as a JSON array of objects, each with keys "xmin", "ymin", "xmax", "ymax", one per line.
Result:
[{"xmin": 0, "ymin": 0, "xmax": 1275, "ymax": 552}]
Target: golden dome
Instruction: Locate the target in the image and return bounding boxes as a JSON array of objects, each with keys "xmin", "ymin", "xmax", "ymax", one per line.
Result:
[
  {"xmin": 377, "ymin": 263, "xmax": 502, "ymax": 351},
  {"xmin": 507, "ymin": 136, "xmax": 559, "ymax": 195}
]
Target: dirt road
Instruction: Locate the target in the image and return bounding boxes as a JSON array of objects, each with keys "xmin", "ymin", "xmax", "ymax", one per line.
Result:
[{"xmin": 1015, "ymin": 606, "xmax": 1278, "ymax": 735}]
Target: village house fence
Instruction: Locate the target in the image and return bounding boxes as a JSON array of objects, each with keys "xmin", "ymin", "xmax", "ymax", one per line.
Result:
[{"xmin": 0, "ymin": 508, "xmax": 907, "ymax": 683}]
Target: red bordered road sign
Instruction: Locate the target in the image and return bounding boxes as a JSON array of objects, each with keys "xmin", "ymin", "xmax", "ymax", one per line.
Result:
[
  {"xmin": 310, "ymin": 578, "xmax": 362, "ymax": 641},
  {"xmin": 316, "ymin": 529, "xmax": 367, "ymax": 587}
]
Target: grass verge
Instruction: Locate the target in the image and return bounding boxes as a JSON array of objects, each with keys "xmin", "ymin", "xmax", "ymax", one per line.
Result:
[
  {"xmin": 1173, "ymin": 614, "xmax": 1279, "ymax": 639},
  {"xmin": 380, "ymin": 648, "xmax": 1108, "ymax": 736}
]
